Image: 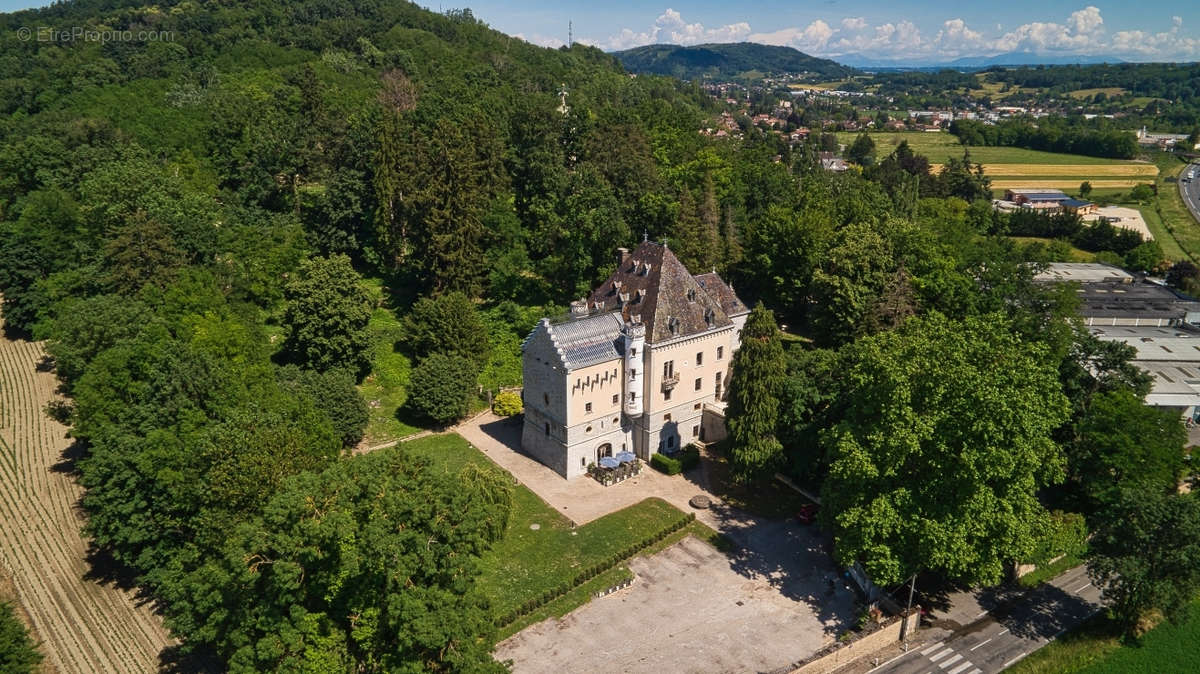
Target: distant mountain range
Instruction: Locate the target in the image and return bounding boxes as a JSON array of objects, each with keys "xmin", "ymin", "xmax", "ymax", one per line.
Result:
[
  {"xmin": 836, "ymin": 51, "xmax": 1128, "ymax": 70},
  {"xmin": 613, "ymin": 42, "xmax": 856, "ymax": 81}
]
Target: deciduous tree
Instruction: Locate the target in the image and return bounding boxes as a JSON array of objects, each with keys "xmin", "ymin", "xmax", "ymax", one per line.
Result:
[
  {"xmin": 282, "ymin": 254, "xmax": 373, "ymax": 375},
  {"xmin": 1088, "ymin": 490, "xmax": 1200, "ymax": 638},
  {"xmin": 821, "ymin": 313, "xmax": 1069, "ymax": 586}
]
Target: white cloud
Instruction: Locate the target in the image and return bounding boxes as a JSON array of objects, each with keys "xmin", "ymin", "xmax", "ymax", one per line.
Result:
[
  {"xmin": 841, "ymin": 17, "xmax": 868, "ymax": 31},
  {"xmin": 750, "ymin": 20, "xmax": 835, "ymax": 51},
  {"xmin": 594, "ymin": 6, "xmax": 1200, "ymax": 61}
]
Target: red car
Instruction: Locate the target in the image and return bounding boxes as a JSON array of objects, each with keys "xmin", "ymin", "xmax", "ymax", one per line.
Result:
[{"xmin": 794, "ymin": 503, "xmax": 819, "ymax": 524}]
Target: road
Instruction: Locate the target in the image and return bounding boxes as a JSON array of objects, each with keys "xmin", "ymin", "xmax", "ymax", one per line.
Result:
[
  {"xmin": 1181, "ymin": 161, "xmax": 1200, "ymax": 226},
  {"xmin": 871, "ymin": 566, "xmax": 1103, "ymax": 674}
]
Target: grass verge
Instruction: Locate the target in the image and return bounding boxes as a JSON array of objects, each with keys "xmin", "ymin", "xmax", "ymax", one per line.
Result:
[
  {"xmin": 1151, "ymin": 153, "xmax": 1200, "ymax": 262},
  {"xmin": 1017, "ymin": 552, "xmax": 1086, "ymax": 589},
  {"xmin": 1009, "ymin": 599, "xmax": 1200, "ymax": 674}
]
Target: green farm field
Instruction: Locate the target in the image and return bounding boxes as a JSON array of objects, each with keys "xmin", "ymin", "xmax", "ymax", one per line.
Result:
[{"xmin": 837, "ymin": 131, "xmax": 1148, "ymax": 165}]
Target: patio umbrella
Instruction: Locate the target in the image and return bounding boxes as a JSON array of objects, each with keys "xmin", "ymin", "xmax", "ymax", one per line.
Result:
[
  {"xmin": 598, "ymin": 456, "xmax": 620, "ymax": 469},
  {"xmin": 615, "ymin": 451, "xmax": 636, "ymax": 463}
]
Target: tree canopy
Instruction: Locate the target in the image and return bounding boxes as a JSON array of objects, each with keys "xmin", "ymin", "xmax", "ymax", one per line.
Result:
[{"xmin": 821, "ymin": 313, "xmax": 1070, "ymax": 586}]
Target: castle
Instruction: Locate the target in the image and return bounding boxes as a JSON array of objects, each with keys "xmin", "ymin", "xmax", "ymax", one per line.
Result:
[{"xmin": 521, "ymin": 240, "xmax": 748, "ymax": 479}]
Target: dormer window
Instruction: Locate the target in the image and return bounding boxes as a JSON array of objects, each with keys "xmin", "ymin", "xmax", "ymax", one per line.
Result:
[
  {"xmin": 704, "ymin": 308, "xmax": 715, "ymax": 328},
  {"xmin": 613, "ymin": 280, "xmax": 622, "ymax": 291},
  {"xmin": 687, "ymin": 288, "xmax": 696, "ymax": 302},
  {"xmin": 619, "ymin": 292, "xmax": 630, "ymax": 304},
  {"xmin": 635, "ymin": 289, "xmax": 646, "ymax": 303},
  {"xmin": 669, "ymin": 317, "xmax": 680, "ymax": 336}
]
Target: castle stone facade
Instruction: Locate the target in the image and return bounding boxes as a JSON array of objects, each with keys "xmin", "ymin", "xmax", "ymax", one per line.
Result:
[{"xmin": 521, "ymin": 241, "xmax": 748, "ymax": 479}]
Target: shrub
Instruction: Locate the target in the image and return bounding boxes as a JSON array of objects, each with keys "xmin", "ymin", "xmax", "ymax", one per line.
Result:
[
  {"xmin": 1027, "ymin": 510, "xmax": 1089, "ymax": 565},
  {"xmin": 492, "ymin": 390, "xmax": 523, "ymax": 416},
  {"xmin": 651, "ymin": 452, "xmax": 683, "ymax": 475},
  {"xmin": 679, "ymin": 444, "xmax": 701, "ymax": 471}
]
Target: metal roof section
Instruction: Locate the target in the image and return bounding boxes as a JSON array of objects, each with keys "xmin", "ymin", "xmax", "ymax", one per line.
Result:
[
  {"xmin": 540, "ymin": 311, "xmax": 625, "ymax": 371},
  {"xmin": 1034, "ymin": 262, "xmax": 1133, "ymax": 283}
]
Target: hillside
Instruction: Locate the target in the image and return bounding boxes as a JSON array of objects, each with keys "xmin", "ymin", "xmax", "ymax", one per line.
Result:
[{"xmin": 614, "ymin": 42, "xmax": 855, "ymax": 81}]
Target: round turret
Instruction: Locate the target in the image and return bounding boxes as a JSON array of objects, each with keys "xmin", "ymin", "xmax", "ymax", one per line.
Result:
[{"xmin": 623, "ymin": 322, "xmax": 645, "ymax": 416}]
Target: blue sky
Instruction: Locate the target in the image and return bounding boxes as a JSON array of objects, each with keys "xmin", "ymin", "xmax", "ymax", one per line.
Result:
[{"xmin": 3, "ymin": 1, "xmax": 1197, "ymax": 61}]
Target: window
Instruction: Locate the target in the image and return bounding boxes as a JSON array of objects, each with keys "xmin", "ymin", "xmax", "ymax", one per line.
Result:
[
  {"xmin": 664, "ymin": 413, "xmax": 672, "ymax": 422},
  {"xmin": 581, "ymin": 457, "xmax": 586, "ymax": 467},
  {"xmin": 664, "ymin": 389, "xmax": 672, "ymax": 401},
  {"xmin": 687, "ymin": 288, "xmax": 696, "ymax": 302},
  {"xmin": 544, "ymin": 422, "xmax": 550, "ymax": 436},
  {"xmin": 630, "ymin": 347, "xmax": 637, "ymax": 357},
  {"xmin": 629, "ymin": 392, "xmax": 637, "ymax": 403},
  {"xmin": 693, "ymin": 403, "xmax": 701, "ymax": 410},
  {"xmin": 585, "ymin": 402, "xmax": 592, "ymax": 413},
  {"xmin": 667, "ymin": 435, "xmax": 676, "ymax": 448},
  {"xmin": 613, "ymin": 417, "xmax": 619, "ymax": 424},
  {"xmin": 692, "ymin": 424, "xmax": 700, "ymax": 438},
  {"xmin": 694, "ymin": 377, "xmax": 702, "ymax": 391},
  {"xmin": 717, "ymin": 346, "xmax": 724, "ymax": 360},
  {"xmin": 664, "ymin": 361, "xmax": 675, "ymax": 377},
  {"xmin": 586, "ymin": 425, "xmax": 593, "ymax": 433},
  {"xmin": 696, "ymin": 352, "xmax": 703, "ymax": 366},
  {"xmin": 612, "ymin": 394, "xmax": 619, "ymax": 404},
  {"xmin": 630, "ymin": 369, "xmax": 637, "ymax": 379},
  {"xmin": 544, "ymin": 393, "xmax": 549, "ymax": 405},
  {"xmin": 715, "ymin": 372, "xmax": 723, "ymax": 398}
]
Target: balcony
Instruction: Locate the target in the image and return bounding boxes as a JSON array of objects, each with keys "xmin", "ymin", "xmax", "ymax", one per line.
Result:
[{"xmin": 661, "ymin": 372, "xmax": 679, "ymax": 391}]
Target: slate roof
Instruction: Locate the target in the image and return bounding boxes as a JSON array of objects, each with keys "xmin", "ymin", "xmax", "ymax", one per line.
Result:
[
  {"xmin": 542, "ymin": 312, "xmax": 625, "ymax": 370},
  {"xmin": 693, "ymin": 272, "xmax": 748, "ymax": 318},
  {"xmin": 586, "ymin": 241, "xmax": 740, "ymax": 344}
]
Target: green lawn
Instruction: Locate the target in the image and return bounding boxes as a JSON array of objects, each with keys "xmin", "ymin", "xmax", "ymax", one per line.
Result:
[
  {"xmin": 1009, "ymin": 600, "xmax": 1200, "ymax": 674},
  {"xmin": 358, "ymin": 287, "xmax": 423, "ymax": 445},
  {"xmin": 1008, "ymin": 237, "xmax": 1097, "ymax": 263},
  {"xmin": 400, "ymin": 434, "xmax": 718, "ymax": 621},
  {"xmin": 837, "ymin": 131, "xmax": 1141, "ymax": 166}
]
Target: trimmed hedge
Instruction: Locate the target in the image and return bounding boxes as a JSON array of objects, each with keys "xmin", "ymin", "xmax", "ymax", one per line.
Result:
[
  {"xmin": 494, "ymin": 512, "xmax": 696, "ymax": 627},
  {"xmin": 651, "ymin": 446, "xmax": 700, "ymax": 474},
  {"xmin": 651, "ymin": 453, "xmax": 682, "ymax": 474}
]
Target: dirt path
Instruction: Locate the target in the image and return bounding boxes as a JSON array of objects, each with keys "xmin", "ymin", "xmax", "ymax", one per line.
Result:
[{"xmin": 0, "ymin": 336, "xmax": 171, "ymax": 673}]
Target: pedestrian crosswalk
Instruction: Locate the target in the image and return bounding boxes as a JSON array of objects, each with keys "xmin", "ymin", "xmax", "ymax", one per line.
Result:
[{"xmin": 915, "ymin": 643, "xmax": 981, "ymax": 674}]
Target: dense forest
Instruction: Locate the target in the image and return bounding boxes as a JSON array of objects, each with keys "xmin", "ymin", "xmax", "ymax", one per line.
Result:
[
  {"xmin": 0, "ymin": 0, "xmax": 1197, "ymax": 670},
  {"xmin": 614, "ymin": 42, "xmax": 855, "ymax": 81}
]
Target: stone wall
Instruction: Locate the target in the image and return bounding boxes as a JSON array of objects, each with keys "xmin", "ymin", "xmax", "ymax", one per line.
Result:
[{"xmin": 786, "ymin": 611, "xmax": 919, "ymax": 674}]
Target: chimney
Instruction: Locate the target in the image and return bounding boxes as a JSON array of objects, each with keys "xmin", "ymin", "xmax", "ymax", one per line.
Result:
[
  {"xmin": 616, "ymin": 247, "xmax": 630, "ymax": 267},
  {"xmin": 569, "ymin": 299, "xmax": 588, "ymax": 319}
]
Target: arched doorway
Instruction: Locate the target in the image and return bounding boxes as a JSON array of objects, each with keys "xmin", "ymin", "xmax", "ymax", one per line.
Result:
[{"xmin": 596, "ymin": 443, "xmax": 613, "ymax": 463}]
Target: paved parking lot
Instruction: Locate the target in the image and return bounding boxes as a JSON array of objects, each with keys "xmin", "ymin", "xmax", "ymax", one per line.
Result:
[
  {"xmin": 459, "ymin": 412, "xmax": 857, "ymax": 673},
  {"xmin": 495, "ymin": 535, "xmax": 856, "ymax": 674}
]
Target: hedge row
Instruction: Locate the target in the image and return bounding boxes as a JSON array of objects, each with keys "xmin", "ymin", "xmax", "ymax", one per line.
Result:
[
  {"xmin": 650, "ymin": 446, "xmax": 701, "ymax": 474},
  {"xmin": 494, "ymin": 512, "xmax": 696, "ymax": 627}
]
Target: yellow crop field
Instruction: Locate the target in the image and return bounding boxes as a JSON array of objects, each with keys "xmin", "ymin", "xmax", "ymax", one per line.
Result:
[
  {"xmin": 931, "ymin": 163, "xmax": 1157, "ymax": 177},
  {"xmin": 0, "ymin": 333, "xmax": 173, "ymax": 672},
  {"xmin": 989, "ymin": 179, "xmax": 1145, "ymax": 190}
]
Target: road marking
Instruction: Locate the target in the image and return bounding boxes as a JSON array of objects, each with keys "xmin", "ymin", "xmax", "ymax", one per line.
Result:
[
  {"xmin": 920, "ymin": 642, "xmax": 945, "ymax": 656},
  {"xmin": 929, "ymin": 648, "xmax": 954, "ymax": 662},
  {"xmin": 866, "ymin": 647, "xmax": 922, "ymax": 673},
  {"xmin": 1074, "ymin": 582, "xmax": 1092, "ymax": 593},
  {"xmin": 968, "ymin": 669, "xmax": 982, "ymax": 674},
  {"xmin": 947, "ymin": 662, "xmax": 973, "ymax": 674},
  {"xmin": 997, "ymin": 628, "xmax": 1010, "ymax": 636},
  {"xmin": 969, "ymin": 638, "xmax": 992, "ymax": 651},
  {"xmin": 975, "ymin": 610, "xmax": 989, "ymax": 619},
  {"xmin": 1003, "ymin": 652, "xmax": 1029, "ymax": 668},
  {"xmin": 939, "ymin": 654, "xmax": 963, "ymax": 668}
]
